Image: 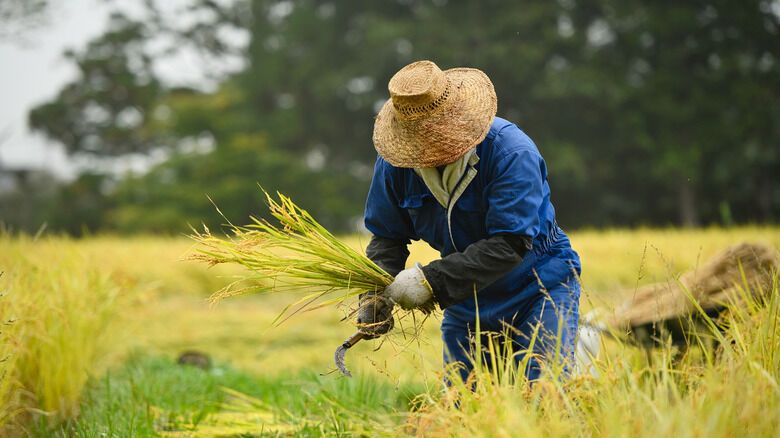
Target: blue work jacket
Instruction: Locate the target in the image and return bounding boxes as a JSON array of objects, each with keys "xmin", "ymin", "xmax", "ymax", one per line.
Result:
[{"xmin": 364, "ymin": 117, "xmax": 580, "ymax": 298}]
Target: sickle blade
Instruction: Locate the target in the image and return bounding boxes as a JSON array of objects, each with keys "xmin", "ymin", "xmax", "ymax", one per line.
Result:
[
  {"xmin": 333, "ymin": 331, "xmax": 367, "ymax": 377},
  {"xmin": 334, "ymin": 343, "xmax": 353, "ymax": 377}
]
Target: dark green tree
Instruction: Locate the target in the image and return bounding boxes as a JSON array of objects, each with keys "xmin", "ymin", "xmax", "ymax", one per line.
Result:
[{"xmin": 584, "ymin": 0, "xmax": 780, "ymax": 225}]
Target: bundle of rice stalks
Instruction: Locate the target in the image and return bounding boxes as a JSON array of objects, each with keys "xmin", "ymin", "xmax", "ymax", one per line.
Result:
[{"xmin": 190, "ymin": 191, "xmax": 414, "ymax": 329}]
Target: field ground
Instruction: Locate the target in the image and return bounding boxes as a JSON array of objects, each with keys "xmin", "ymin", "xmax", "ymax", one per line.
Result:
[{"xmin": 1, "ymin": 227, "xmax": 779, "ymax": 436}]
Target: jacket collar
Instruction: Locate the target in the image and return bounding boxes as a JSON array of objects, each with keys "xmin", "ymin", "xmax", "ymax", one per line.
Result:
[{"xmin": 413, "ymin": 149, "xmax": 479, "ymax": 208}]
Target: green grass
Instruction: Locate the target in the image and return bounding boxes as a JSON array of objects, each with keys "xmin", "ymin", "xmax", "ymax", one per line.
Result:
[{"xmin": 46, "ymin": 353, "xmax": 423, "ymax": 437}]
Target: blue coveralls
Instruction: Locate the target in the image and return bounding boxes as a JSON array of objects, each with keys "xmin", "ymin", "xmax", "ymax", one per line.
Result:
[{"xmin": 364, "ymin": 117, "xmax": 581, "ymax": 382}]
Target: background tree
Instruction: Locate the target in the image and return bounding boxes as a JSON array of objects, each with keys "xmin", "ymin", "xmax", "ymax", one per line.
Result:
[
  {"xmin": 28, "ymin": 12, "xmax": 164, "ymax": 157},
  {"xmin": 587, "ymin": 0, "xmax": 780, "ymax": 226},
  {"xmin": 13, "ymin": 0, "xmax": 779, "ymax": 235}
]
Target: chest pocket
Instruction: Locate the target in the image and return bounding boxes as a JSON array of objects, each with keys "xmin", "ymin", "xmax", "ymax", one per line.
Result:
[
  {"xmin": 398, "ymin": 192, "xmax": 445, "ymax": 246},
  {"xmin": 399, "ymin": 193, "xmax": 432, "ymax": 215}
]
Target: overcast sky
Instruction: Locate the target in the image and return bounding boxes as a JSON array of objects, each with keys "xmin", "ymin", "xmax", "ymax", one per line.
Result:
[
  {"xmin": 0, "ymin": 0, "xmax": 229, "ymax": 178},
  {"xmin": 0, "ymin": 0, "xmax": 115, "ymax": 177}
]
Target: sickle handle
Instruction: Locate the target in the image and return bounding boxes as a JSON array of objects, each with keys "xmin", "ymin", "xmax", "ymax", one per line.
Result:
[{"xmin": 343, "ymin": 331, "xmax": 368, "ymax": 348}]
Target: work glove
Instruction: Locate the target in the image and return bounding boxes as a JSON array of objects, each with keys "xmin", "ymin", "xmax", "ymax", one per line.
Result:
[
  {"xmin": 384, "ymin": 263, "xmax": 435, "ymax": 312},
  {"xmin": 356, "ymin": 291, "xmax": 394, "ymax": 338}
]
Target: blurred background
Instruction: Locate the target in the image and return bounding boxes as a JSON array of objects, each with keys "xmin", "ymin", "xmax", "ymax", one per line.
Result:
[{"xmin": 1, "ymin": 0, "xmax": 778, "ymax": 235}]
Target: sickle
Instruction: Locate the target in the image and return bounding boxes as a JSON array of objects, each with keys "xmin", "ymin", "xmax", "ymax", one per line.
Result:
[{"xmin": 333, "ymin": 331, "xmax": 368, "ymax": 377}]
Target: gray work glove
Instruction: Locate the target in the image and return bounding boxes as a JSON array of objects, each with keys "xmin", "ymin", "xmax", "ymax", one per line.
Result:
[
  {"xmin": 384, "ymin": 263, "xmax": 435, "ymax": 312},
  {"xmin": 356, "ymin": 292, "xmax": 394, "ymax": 338}
]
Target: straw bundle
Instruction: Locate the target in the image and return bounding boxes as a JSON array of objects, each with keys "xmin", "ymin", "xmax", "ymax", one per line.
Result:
[
  {"xmin": 605, "ymin": 242, "xmax": 779, "ymax": 331},
  {"xmin": 189, "ymin": 191, "xmax": 398, "ymax": 326}
]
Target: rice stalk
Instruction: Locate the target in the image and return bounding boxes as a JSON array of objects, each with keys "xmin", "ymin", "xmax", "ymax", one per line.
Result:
[{"xmin": 189, "ymin": 190, "xmax": 417, "ymax": 329}]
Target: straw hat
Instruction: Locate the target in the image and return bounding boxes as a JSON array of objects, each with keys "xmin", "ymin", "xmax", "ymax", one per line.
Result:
[{"xmin": 373, "ymin": 60, "xmax": 497, "ymax": 168}]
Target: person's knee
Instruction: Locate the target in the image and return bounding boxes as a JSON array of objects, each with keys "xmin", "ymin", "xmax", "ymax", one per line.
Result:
[{"xmin": 513, "ymin": 285, "xmax": 581, "ymax": 378}]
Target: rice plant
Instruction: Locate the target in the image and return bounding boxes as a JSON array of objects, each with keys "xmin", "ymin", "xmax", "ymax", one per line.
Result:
[
  {"xmin": 0, "ymin": 236, "xmax": 124, "ymax": 433},
  {"xmin": 3, "ymin": 227, "xmax": 778, "ymax": 436}
]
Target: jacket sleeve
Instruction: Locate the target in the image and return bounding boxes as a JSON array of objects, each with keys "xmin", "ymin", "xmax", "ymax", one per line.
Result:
[
  {"xmin": 364, "ymin": 156, "xmax": 415, "ymax": 243},
  {"xmin": 366, "ymin": 235, "xmax": 410, "ymax": 277},
  {"xmin": 421, "ymin": 234, "xmax": 531, "ymax": 308},
  {"xmin": 421, "ymin": 143, "xmax": 545, "ymax": 308},
  {"xmin": 363, "ymin": 156, "xmax": 414, "ymax": 277}
]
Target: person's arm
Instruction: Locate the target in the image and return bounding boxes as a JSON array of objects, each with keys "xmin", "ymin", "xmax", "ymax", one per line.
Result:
[
  {"xmin": 363, "ymin": 156, "xmax": 413, "ymax": 276},
  {"xmin": 358, "ymin": 157, "xmax": 414, "ymax": 336},
  {"xmin": 421, "ymin": 145, "xmax": 546, "ymax": 309},
  {"xmin": 364, "ymin": 157, "xmax": 414, "ymax": 244},
  {"xmin": 421, "ymin": 234, "xmax": 531, "ymax": 308},
  {"xmin": 366, "ymin": 235, "xmax": 410, "ymax": 277}
]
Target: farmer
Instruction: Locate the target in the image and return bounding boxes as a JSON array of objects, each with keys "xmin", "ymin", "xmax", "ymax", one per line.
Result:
[{"xmin": 358, "ymin": 60, "xmax": 581, "ymax": 383}]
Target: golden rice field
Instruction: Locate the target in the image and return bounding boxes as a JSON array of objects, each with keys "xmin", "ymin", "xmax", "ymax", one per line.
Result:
[{"xmin": 0, "ymin": 227, "xmax": 778, "ymax": 436}]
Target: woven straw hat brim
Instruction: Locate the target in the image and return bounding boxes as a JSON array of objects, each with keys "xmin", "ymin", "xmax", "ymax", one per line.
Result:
[{"xmin": 373, "ymin": 68, "xmax": 497, "ymax": 168}]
